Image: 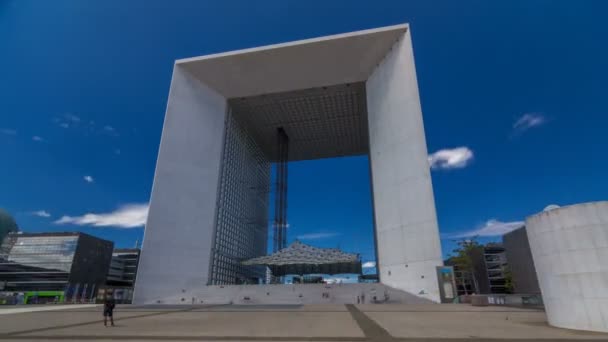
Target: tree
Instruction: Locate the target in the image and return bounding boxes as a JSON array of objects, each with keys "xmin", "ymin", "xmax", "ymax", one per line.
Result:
[
  {"xmin": 503, "ymin": 265, "xmax": 514, "ymax": 293},
  {"xmin": 0, "ymin": 208, "xmax": 19, "ymax": 244},
  {"xmin": 449, "ymin": 237, "xmax": 482, "ymax": 294}
]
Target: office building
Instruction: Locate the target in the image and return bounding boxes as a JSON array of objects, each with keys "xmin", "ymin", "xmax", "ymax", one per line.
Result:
[
  {"xmin": 106, "ymin": 248, "xmax": 140, "ymax": 287},
  {"xmin": 135, "ymin": 24, "xmax": 443, "ymax": 304},
  {"xmin": 444, "ymin": 258, "xmax": 475, "ymax": 296},
  {"xmin": 470, "ymin": 243, "xmax": 509, "ymax": 294},
  {"xmin": 502, "ymin": 226, "xmax": 540, "ymax": 294},
  {"xmin": 0, "ymin": 232, "xmax": 113, "ymax": 301},
  {"xmin": 101, "ymin": 248, "xmax": 140, "ymax": 303}
]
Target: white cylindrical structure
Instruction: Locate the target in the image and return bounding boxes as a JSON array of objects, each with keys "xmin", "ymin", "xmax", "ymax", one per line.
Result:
[{"xmin": 526, "ymin": 201, "xmax": 608, "ymax": 332}]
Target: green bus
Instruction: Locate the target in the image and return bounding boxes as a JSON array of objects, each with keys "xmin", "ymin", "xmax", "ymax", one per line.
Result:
[{"xmin": 24, "ymin": 291, "xmax": 65, "ymax": 304}]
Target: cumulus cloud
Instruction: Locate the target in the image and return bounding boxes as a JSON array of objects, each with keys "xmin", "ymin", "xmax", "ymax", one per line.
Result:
[
  {"xmin": 31, "ymin": 210, "xmax": 51, "ymax": 218},
  {"xmin": 65, "ymin": 114, "xmax": 81, "ymax": 123},
  {"xmin": 362, "ymin": 261, "xmax": 376, "ymax": 268},
  {"xmin": 54, "ymin": 203, "xmax": 149, "ymax": 228},
  {"xmin": 428, "ymin": 147, "xmax": 474, "ymax": 170},
  {"xmin": 0, "ymin": 128, "xmax": 17, "ymax": 135},
  {"xmin": 83, "ymin": 175, "xmax": 94, "ymax": 183},
  {"xmin": 54, "ymin": 114, "xmax": 81, "ymax": 128},
  {"xmin": 513, "ymin": 113, "xmax": 546, "ymax": 134},
  {"xmin": 450, "ymin": 219, "xmax": 524, "ymax": 238},
  {"xmin": 32, "ymin": 136, "xmax": 44, "ymax": 142},
  {"xmin": 103, "ymin": 125, "xmax": 119, "ymax": 136},
  {"xmin": 296, "ymin": 232, "xmax": 339, "ymax": 240}
]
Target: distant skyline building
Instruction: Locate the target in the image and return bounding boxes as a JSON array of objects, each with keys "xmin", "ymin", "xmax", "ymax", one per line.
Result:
[
  {"xmin": 135, "ymin": 24, "xmax": 443, "ymax": 304},
  {"xmin": 443, "ymin": 258, "xmax": 474, "ymax": 296},
  {"xmin": 502, "ymin": 226, "xmax": 540, "ymax": 294},
  {"xmin": 470, "ymin": 243, "xmax": 509, "ymax": 294},
  {"xmin": 103, "ymin": 248, "xmax": 141, "ymax": 304},
  {"xmin": 0, "ymin": 232, "xmax": 113, "ymax": 301},
  {"xmin": 106, "ymin": 248, "xmax": 140, "ymax": 287}
]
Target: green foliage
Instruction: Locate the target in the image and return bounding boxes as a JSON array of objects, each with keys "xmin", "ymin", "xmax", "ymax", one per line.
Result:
[
  {"xmin": 450, "ymin": 237, "xmax": 481, "ymax": 272},
  {"xmin": 0, "ymin": 208, "xmax": 19, "ymax": 242},
  {"xmin": 449, "ymin": 237, "xmax": 482, "ymax": 294},
  {"xmin": 503, "ymin": 265, "xmax": 514, "ymax": 293}
]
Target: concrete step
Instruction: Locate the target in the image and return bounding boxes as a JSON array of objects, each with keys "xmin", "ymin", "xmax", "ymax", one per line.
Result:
[{"xmin": 150, "ymin": 283, "xmax": 435, "ymax": 305}]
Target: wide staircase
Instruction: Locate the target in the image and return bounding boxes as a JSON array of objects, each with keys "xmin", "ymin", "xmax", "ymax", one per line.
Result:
[{"xmin": 156, "ymin": 283, "xmax": 434, "ymax": 305}]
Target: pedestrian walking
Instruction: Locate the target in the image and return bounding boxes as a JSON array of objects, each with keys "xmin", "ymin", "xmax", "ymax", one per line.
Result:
[{"xmin": 103, "ymin": 293, "xmax": 116, "ymax": 327}]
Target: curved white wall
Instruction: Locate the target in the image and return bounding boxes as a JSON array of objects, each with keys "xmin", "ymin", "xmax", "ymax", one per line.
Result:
[{"xmin": 526, "ymin": 201, "xmax": 608, "ymax": 332}]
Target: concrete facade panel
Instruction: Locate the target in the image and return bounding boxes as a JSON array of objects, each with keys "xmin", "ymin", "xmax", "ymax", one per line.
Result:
[
  {"xmin": 366, "ymin": 30, "xmax": 442, "ymax": 302},
  {"xmin": 179, "ymin": 25, "xmax": 406, "ymax": 98},
  {"xmin": 133, "ymin": 66, "xmax": 227, "ymax": 304},
  {"xmin": 526, "ymin": 201, "xmax": 608, "ymax": 332},
  {"xmin": 503, "ymin": 227, "xmax": 541, "ymax": 294}
]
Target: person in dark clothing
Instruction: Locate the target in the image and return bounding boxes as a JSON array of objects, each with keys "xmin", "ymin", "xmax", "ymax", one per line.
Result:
[{"xmin": 103, "ymin": 294, "xmax": 116, "ymax": 327}]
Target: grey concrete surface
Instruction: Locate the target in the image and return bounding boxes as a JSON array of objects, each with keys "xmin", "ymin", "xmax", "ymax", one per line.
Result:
[
  {"xmin": 1, "ymin": 304, "xmax": 608, "ymax": 341},
  {"xmin": 366, "ymin": 27, "xmax": 442, "ymax": 303},
  {"xmin": 145, "ymin": 283, "xmax": 433, "ymax": 305},
  {"xmin": 527, "ymin": 201, "xmax": 608, "ymax": 332},
  {"xmin": 133, "ymin": 64, "xmax": 228, "ymax": 305},
  {"xmin": 136, "ymin": 23, "xmax": 444, "ymax": 305},
  {"xmin": 363, "ymin": 304, "xmax": 608, "ymax": 340}
]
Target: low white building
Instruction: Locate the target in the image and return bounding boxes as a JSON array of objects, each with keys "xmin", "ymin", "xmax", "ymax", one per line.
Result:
[{"xmin": 526, "ymin": 201, "xmax": 608, "ymax": 332}]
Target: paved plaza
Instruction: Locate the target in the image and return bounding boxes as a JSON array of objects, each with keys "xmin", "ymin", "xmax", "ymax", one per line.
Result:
[{"xmin": 0, "ymin": 304, "xmax": 607, "ymax": 341}]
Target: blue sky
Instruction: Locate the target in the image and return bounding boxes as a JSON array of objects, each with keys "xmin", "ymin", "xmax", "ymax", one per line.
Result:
[{"xmin": 1, "ymin": 1, "xmax": 607, "ymax": 267}]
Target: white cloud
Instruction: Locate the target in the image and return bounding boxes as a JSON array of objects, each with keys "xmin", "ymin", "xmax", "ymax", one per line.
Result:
[
  {"xmin": 362, "ymin": 261, "xmax": 376, "ymax": 268},
  {"xmin": 513, "ymin": 113, "xmax": 546, "ymax": 134},
  {"xmin": 451, "ymin": 219, "xmax": 524, "ymax": 238},
  {"xmin": 428, "ymin": 147, "xmax": 474, "ymax": 170},
  {"xmin": 55, "ymin": 114, "xmax": 87, "ymax": 129},
  {"xmin": 65, "ymin": 114, "xmax": 81, "ymax": 123},
  {"xmin": 31, "ymin": 210, "xmax": 51, "ymax": 218},
  {"xmin": 32, "ymin": 136, "xmax": 44, "ymax": 142},
  {"xmin": 54, "ymin": 203, "xmax": 149, "ymax": 228},
  {"xmin": 103, "ymin": 125, "xmax": 119, "ymax": 136},
  {"xmin": 0, "ymin": 128, "xmax": 17, "ymax": 135},
  {"xmin": 296, "ymin": 232, "xmax": 339, "ymax": 240},
  {"xmin": 83, "ymin": 175, "xmax": 94, "ymax": 183}
]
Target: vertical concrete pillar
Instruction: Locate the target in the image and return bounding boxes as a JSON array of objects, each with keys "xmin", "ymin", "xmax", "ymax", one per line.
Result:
[
  {"xmin": 133, "ymin": 65, "xmax": 227, "ymax": 304},
  {"xmin": 366, "ymin": 30, "xmax": 443, "ymax": 302}
]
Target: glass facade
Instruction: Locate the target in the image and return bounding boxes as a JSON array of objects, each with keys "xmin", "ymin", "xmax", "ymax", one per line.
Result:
[
  {"xmin": 210, "ymin": 109, "xmax": 270, "ymax": 285},
  {"xmin": 6, "ymin": 236, "xmax": 77, "ymax": 272},
  {"xmin": 106, "ymin": 249, "xmax": 140, "ymax": 286},
  {"xmin": 0, "ymin": 232, "xmax": 114, "ymax": 303},
  {"xmin": 0, "ymin": 235, "xmax": 77, "ymax": 291}
]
